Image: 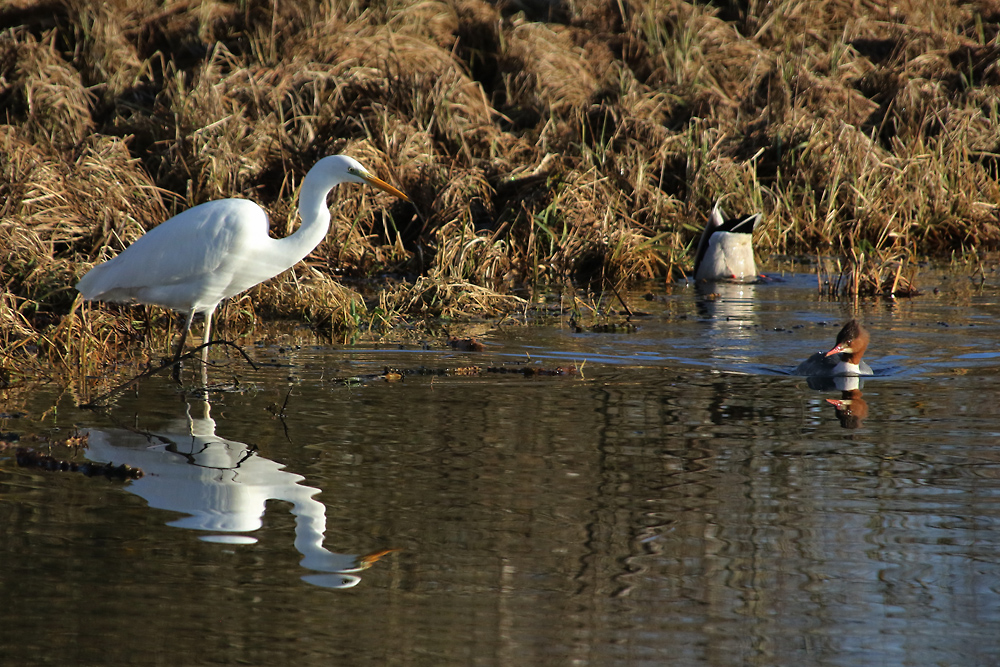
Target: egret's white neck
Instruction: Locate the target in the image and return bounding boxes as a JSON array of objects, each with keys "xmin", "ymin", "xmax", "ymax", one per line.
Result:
[{"xmin": 274, "ymin": 174, "xmax": 335, "ymax": 270}]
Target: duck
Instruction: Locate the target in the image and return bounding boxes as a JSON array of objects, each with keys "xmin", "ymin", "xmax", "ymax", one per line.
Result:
[
  {"xmin": 693, "ymin": 199, "xmax": 762, "ymax": 282},
  {"xmin": 794, "ymin": 319, "xmax": 873, "ymax": 377}
]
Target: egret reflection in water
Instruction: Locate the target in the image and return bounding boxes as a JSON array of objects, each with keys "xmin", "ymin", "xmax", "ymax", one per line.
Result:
[{"xmin": 83, "ymin": 400, "xmax": 392, "ymax": 589}]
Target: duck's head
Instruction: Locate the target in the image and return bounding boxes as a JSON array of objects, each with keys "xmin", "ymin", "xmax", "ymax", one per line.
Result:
[{"xmin": 824, "ymin": 319, "xmax": 869, "ymax": 364}]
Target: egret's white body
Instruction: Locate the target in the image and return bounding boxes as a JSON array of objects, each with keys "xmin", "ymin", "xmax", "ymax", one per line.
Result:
[
  {"xmin": 693, "ymin": 200, "xmax": 762, "ymax": 282},
  {"xmin": 76, "ymin": 155, "xmax": 408, "ymax": 362}
]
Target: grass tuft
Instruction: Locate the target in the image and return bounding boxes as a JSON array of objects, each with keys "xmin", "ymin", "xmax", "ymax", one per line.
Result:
[{"xmin": 2, "ymin": 0, "xmax": 999, "ymax": 373}]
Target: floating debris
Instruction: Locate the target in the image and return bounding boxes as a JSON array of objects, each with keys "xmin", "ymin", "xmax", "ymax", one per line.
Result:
[
  {"xmin": 485, "ymin": 366, "xmax": 577, "ymax": 377},
  {"xmin": 16, "ymin": 448, "xmax": 143, "ymax": 481},
  {"xmin": 327, "ymin": 363, "xmax": 579, "ymax": 385},
  {"xmin": 447, "ymin": 337, "xmax": 486, "ymax": 352},
  {"xmin": 60, "ymin": 434, "xmax": 89, "ymax": 449},
  {"xmin": 571, "ymin": 320, "xmax": 638, "ymax": 334},
  {"xmin": 382, "ymin": 368, "xmax": 404, "ymax": 382}
]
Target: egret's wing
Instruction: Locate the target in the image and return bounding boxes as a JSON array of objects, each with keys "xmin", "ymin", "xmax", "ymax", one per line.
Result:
[{"xmin": 76, "ymin": 199, "xmax": 269, "ymax": 311}]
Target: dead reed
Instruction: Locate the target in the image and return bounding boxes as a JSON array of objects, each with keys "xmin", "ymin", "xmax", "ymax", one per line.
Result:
[{"xmin": 1, "ymin": 0, "xmax": 999, "ymax": 374}]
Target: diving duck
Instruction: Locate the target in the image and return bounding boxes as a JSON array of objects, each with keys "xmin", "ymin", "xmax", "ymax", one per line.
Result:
[{"xmin": 693, "ymin": 200, "xmax": 762, "ymax": 282}]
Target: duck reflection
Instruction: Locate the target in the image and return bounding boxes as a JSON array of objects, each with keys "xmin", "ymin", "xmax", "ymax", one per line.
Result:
[
  {"xmin": 804, "ymin": 372, "xmax": 864, "ymax": 393},
  {"xmin": 803, "ymin": 374, "xmax": 869, "ymax": 429},
  {"xmin": 826, "ymin": 388, "xmax": 868, "ymax": 430},
  {"xmin": 695, "ymin": 281, "xmax": 758, "ymax": 363},
  {"xmin": 84, "ymin": 400, "xmax": 392, "ymax": 589}
]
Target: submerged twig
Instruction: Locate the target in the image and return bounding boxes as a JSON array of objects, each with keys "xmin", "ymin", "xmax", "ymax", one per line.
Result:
[
  {"xmin": 78, "ymin": 340, "xmax": 258, "ymax": 408},
  {"xmin": 278, "ymin": 387, "xmax": 292, "ymax": 416},
  {"xmin": 609, "ymin": 281, "xmax": 634, "ymax": 319}
]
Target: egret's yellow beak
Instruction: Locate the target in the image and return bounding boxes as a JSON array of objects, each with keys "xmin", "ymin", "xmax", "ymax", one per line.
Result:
[{"xmin": 361, "ymin": 171, "xmax": 410, "ymax": 202}]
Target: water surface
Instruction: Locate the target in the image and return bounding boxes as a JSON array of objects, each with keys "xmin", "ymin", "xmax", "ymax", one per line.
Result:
[{"xmin": 2, "ymin": 268, "xmax": 1000, "ymax": 665}]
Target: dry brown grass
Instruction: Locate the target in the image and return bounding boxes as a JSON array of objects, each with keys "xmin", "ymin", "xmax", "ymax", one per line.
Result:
[
  {"xmin": 815, "ymin": 248, "xmax": 921, "ymax": 300},
  {"xmin": 2, "ymin": 0, "xmax": 999, "ymax": 374}
]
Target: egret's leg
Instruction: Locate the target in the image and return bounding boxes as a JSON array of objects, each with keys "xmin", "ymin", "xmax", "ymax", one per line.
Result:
[
  {"xmin": 198, "ymin": 309, "xmax": 213, "ymax": 387},
  {"xmin": 173, "ymin": 310, "xmax": 195, "ymax": 359},
  {"xmin": 172, "ymin": 309, "xmax": 196, "ymax": 381},
  {"xmin": 201, "ymin": 309, "xmax": 214, "ymax": 365}
]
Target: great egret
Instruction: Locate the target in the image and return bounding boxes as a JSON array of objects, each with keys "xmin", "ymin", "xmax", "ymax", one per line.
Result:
[
  {"xmin": 76, "ymin": 155, "xmax": 409, "ymax": 367},
  {"xmin": 693, "ymin": 199, "xmax": 762, "ymax": 282}
]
